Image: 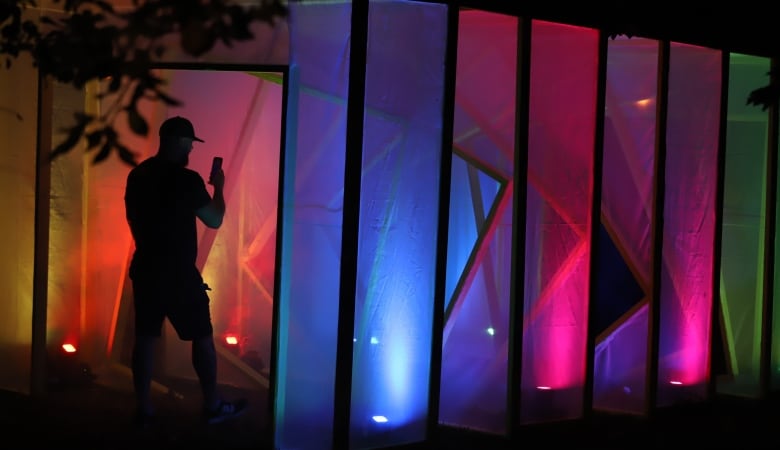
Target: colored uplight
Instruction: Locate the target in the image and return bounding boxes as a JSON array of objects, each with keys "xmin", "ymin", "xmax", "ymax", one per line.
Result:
[
  {"xmin": 486, "ymin": 327, "xmax": 495, "ymax": 336},
  {"xmin": 372, "ymin": 415, "xmax": 388, "ymax": 423},
  {"xmin": 370, "ymin": 336, "xmax": 379, "ymax": 345},
  {"xmin": 225, "ymin": 335, "xmax": 239, "ymax": 346},
  {"xmin": 635, "ymin": 98, "xmax": 654, "ymax": 109},
  {"xmin": 536, "ymin": 385, "xmax": 552, "ymax": 390},
  {"xmin": 670, "ymin": 380, "xmax": 683, "ymax": 385},
  {"xmin": 62, "ymin": 343, "xmax": 77, "ymax": 353}
]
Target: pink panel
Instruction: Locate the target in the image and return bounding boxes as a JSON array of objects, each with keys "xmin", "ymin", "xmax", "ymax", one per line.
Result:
[
  {"xmin": 657, "ymin": 43, "xmax": 721, "ymax": 406},
  {"xmin": 520, "ymin": 20, "xmax": 598, "ymax": 424}
]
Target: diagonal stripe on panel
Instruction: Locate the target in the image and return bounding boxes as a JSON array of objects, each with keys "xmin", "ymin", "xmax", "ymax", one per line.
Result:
[{"xmin": 443, "ymin": 151, "xmax": 507, "ymax": 344}]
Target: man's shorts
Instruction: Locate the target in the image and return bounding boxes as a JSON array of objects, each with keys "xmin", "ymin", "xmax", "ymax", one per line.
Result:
[{"xmin": 130, "ymin": 271, "xmax": 214, "ymax": 341}]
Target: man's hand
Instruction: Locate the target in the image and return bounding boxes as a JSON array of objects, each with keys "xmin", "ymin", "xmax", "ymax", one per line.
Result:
[
  {"xmin": 208, "ymin": 168, "xmax": 225, "ymax": 189},
  {"xmin": 198, "ymin": 170, "xmax": 226, "ymax": 228}
]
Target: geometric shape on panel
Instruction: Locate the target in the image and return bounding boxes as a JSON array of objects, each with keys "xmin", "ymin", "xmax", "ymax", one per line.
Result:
[
  {"xmin": 445, "ymin": 153, "xmax": 502, "ymax": 310},
  {"xmin": 477, "ymin": 167, "xmax": 501, "ymax": 223},
  {"xmin": 594, "ymin": 223, "xmax": 646, "ymax": 336},
  {"xmin": 244, "ymin": 229, "xmax": 277, "ymax": 290}
]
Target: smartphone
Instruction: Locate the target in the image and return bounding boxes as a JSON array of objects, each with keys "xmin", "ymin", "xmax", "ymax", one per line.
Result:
[{"xmin": 210, "ymin": 156, "xmax": 223, "ymax": 182}]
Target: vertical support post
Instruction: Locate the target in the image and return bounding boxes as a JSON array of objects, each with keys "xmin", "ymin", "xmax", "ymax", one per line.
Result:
[
  {"xmin": 428, "ymin": 3, "xmax": 459, "ymax": 442},
  {"xmin": 708, "ymin": 50, "xmax": 730, "ymax": 400},
  {"xmin": 269, "ymin": 66, "xmax": 292, "ymax": 448},
  {"xmin": 507, "ymin": 16, "xmax": 531, "ymax": 440},
  {"xmin": 32, "ymin": 73, "xmax": 53, "ymax": 398},
  {"xmin": 647, "ymin": 40, "xmax": 670, "ymax": 417},
  {"xmin": 333, "ymin": 0, "xmax": 369, "ymax": 448},
  {"xmin": 583, "ymin": 30, "xmax": 609, "ymax": 421}
]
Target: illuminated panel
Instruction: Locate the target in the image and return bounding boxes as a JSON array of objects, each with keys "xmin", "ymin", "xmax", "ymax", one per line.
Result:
[
  {"xmin": 439, "ymin": 9, "xmax": 517, "ymax": 435},
  {"xmin": 716, "ymin": 53, "xmax": 771, "ymax": 398},
  {"xmin": 133, "ymin": 69, "xmax": 282, "ymax": 399},
  {"xmin": 774, "ymin": 91, "xmax": 780, "ymax": 392},
  {"xmin": 349, "ymin": 1, "xmax": 447, "ymax": 448},
  {"xmin": 47, "ymin": 81, "xmax": 90, "ymax": 364},
  {"xmin": 46, "ymin": 73, "xmax": 159, "ymax": 373},
  {"xmin": 657, "ymin": 43, "xmax": 721, "ymax": 407},
  {"xmin": 520, "ymin": 20, "xmax": 598, "ymax": 424},
  {"xmin": 593, "ymin": 36, "xmax": 659, "ymax": 415},
  {"xmin": 82, "ymin": 79, "xmax": 157, "ymax": 367},
  {"xmin": 274, "ymin": 3, "xmax": 351, "ymax": 449}
]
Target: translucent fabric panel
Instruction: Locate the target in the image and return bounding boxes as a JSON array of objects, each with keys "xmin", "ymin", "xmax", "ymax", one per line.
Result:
[
  {"xmin": 0, "ymin": 54, "xmax": 38, "ymax": 394},
  {"xmin": 593, "ymin": 36, "xmax": 658, "ymax": 415},
  {"xmin": 716, "ymin": 53, "xmax": 771, "ymax": 398},
  {"xmin": 774, "ymin": 105, "xmax": 780, "ymax": 391},
  {"xmin": 47, "ymin": 78, "xmax": 154, "ymax": 375},
  {"xmin": 657, "ymin": 43, "xmax": 721, "ymax": 407},
  {"xmin": 41, "ymin": 8, "xmax": 158, "ymax": 391},
  {"xmin": 274, "ymin": 3, "xmax": 350, "ymax": 449},
  {"xmin": 439, "ymin": 9, "xmax": 516, "ymax": 435},
  {"xmin": 520, "ymin": 20, "xmax": 598, "ymax": 424},
  {"xmin": 349, "ymin": 2, "xmax": 447, "ymax": 448}
]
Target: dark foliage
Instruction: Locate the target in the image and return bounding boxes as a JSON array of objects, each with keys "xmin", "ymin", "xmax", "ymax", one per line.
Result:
[
  {"xmin": 746, "ymin": 69, "xmax": 779, "ymax": 111},
  {"xmin": 0, "ymin": 0, "xmax": 287, "ymax": 166}
]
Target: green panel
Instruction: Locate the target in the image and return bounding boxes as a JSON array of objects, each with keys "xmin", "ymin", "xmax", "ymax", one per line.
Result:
[
  {"xmin": 717, "ymin": 53, "xmax": 770, "ymax": 398},
  {"xmin": 774, "ymin": 81, "xmax": 780, "ymax": 391}
]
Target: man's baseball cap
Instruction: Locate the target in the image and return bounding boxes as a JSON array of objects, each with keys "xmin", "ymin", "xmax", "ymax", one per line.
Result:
[{"xmin": 159, "ymin": 116, "xmax": 205, "ymax": 143}]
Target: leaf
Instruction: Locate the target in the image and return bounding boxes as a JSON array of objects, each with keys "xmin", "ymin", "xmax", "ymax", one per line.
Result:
[
  {"xmin": 85, "ymin": 129, "xmax": 103, "ymax": 150},
  {"xmin": 180, "ymin": 20, "xmax": 217, "ymax": 56},
  {"xmin": 746, "ymin": 83, "xmax": 779, "ymax": 111},
  {"xmin": 115, "ymin": 142, "xmax": 139, "ymax": 167},
  {"xmin": 126, "ymin": 106, "xmax": 148, "ymax": 135},
  {"xmin": 91, "ymin": 140, "xmax": 112, "ymax": 164},
  {"xmin": 50, "ymin": 120, "xmax": 88, "ymax": 160},
  {"xmin": 155, "ymin": 89, "xmax": 182, "ymax": 107}
]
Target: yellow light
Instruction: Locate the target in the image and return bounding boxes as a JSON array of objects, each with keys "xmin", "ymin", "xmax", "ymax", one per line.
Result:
[
  {"xmin": 62, "ymin": 343, "xmax": 77, "ymax": 353},
  {"xmin": 635, "ymin": 98, "xmax": 653, "ymax": 109},
  {"xmin": 225, "ymin": 335, "xmax": 239, "ymax": 346}
]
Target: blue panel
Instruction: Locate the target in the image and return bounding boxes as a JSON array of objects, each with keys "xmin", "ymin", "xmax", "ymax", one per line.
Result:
[
  {"xmin": 439, "ymin": 9, "xmax": 516, "ymax": 434},
  {"xmin": 479, "ymin": 170, "xmax": 501, "ymax": 221},
  {"xmin": 349, "ymin": 1, "xmax": 448, "ymax": 448},
  {"xmin": 274, "ymin": 3, "xmax": 351, "ymax": 449}
]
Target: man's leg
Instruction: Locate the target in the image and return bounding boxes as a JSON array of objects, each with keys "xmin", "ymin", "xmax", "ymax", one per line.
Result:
[
  {"xmin": 184, "ymin": 285, "xmax": 247, "ymax": 423},
  {"xmin": 191, "ymin": 335, "xmax": 248, "ymax": 424},
  {"xmin": 132, "ymin": 335, "xmax": 158, "ymax": 418},
  {"xmin": 191, "ymin": 335, "xmax": 219, "ymax": 411}
]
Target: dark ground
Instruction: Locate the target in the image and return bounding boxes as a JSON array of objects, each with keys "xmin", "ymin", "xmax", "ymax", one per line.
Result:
[{"xmin": 2, "ymin": 365, "xmax": 779, "ymax": 450}]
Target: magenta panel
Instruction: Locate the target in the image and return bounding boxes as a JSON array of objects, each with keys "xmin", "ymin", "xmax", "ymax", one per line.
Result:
[
  {"xmin": 520, "ymin": 20, "xmax": 599, "ymax": 424},
  {"xmin": 657, "ymin": 43, "xmax": 721, "ymax": 407}
]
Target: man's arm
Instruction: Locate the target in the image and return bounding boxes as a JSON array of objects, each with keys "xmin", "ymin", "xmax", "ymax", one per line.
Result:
[{"xmin": 196, "ymin": 169, "xmax": 225, "ymax": 228}]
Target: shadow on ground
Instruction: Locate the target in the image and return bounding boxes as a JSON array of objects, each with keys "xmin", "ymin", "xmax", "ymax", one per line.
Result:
[
  {"xmin": 2, "ymin": 367, "xmax": 780, "ymax": 450},
  {"xmin": 0, "ymin": 364, "xmax": 271, "ymax": 450}
]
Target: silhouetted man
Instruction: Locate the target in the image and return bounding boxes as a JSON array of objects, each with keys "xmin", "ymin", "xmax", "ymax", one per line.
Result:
[{"xmin": 124, "ymin": 116, "xmax": 245, "ymax": 427}]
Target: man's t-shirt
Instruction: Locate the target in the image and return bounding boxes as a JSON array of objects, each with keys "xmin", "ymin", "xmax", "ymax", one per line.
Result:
[{"xmin": 125, "ymin": 156, "xmax": 211, "ymax": 285}]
